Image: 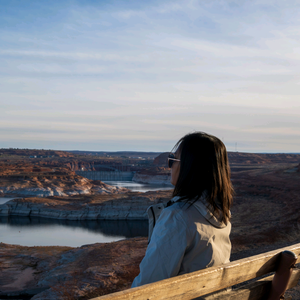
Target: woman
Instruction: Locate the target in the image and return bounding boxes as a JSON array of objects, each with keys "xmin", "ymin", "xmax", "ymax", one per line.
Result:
[{"xmin": 132, "ymin": 132, "xmax": 233, "ymax": 287}]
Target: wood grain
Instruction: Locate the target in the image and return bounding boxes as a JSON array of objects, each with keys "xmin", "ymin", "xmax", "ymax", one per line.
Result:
[
  {"xmin": 201, "ymin": 268, "xmax": 300, "ymax": 300},
  {"xmin": 91, "ymin": 243, "xmax": 300, "ymax": 300}
]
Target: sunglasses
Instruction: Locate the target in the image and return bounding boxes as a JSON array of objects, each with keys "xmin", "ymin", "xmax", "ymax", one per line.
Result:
[{"xmin": 168, "ymin": 153, "xmax": 180, "ymax": 168}]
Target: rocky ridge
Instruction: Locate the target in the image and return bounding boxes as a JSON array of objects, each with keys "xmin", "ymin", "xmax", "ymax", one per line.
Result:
[
  {"xmin": 154, "ymin": 152, "xmax": 300, "ymax": 166},
  {"xmin": 0, "ymin": 175, "xmax": 128, "ymax": 197},
  {"xmin": 0, "ymin": 190, "xmax": 171, "ymax": 220},
  {"xmin": 0, "ymin": 148, "xmax": 74, "ymax": 158},
  {"xmin": 0, "ymin": 238, "xmax": 147, "ymax": 300},
  {"xmin": 132, "ymin": 172, "xmax": 172, "ymax": 185}
]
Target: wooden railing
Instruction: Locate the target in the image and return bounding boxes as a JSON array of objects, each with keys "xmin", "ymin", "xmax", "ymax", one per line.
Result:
[{"xmin": 90, "ymin": 243, "xmax": 300, "ymax": 300}]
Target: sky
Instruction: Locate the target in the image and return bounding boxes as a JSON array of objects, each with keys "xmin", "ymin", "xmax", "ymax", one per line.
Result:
[{"xmin": 1, "ymin": 0, "xmax": 300, "ymax": 153}]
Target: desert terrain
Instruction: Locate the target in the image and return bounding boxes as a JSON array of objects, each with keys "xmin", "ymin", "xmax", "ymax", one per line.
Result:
[
  {"xmin": 0, "ymin": 149, "xmax": 300, "ymax": 299},
  {"xmin": 0, "ymin": 149, "xmax": 139, "ymax": 197}
]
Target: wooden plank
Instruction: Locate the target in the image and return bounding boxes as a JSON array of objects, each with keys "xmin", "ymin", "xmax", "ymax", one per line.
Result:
[
  {"xmin": 200, "ymin": 268, "xmax": 300, "ymax": 300},
  {"xmin": 91, "ymin": 243, "xmax": 300, "ymax": 300}
]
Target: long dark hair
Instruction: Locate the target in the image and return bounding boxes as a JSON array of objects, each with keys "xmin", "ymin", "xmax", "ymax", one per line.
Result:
[{"xmin": 172, "ymin": 132, "xmax": 233, "ymax": 224}]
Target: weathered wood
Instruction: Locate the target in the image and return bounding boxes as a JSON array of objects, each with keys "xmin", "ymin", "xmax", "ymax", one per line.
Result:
[
  {"xmin": 91, "ymin": 243, "xmax": 300, "ymax": 300},
  {"xmin": 200, "ymin": 268, "xmax": 300, "ymax": 300}
]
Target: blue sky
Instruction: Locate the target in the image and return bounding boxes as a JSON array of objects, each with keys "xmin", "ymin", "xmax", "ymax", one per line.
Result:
[{"xmin": 1, "ymin": 0, "xmax": 300, "ymax": 152}]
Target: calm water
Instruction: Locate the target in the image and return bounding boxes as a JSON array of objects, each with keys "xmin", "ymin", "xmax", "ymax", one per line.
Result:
[
  {"xmin": 0, "ymin": 180, "xmax": 167, "ymax": 247},
  {"xmin": 0, "ymin": 215, "xmax": 148, "ymax": 247},
  {"xmin": 0, "ymin": 197, "xmax": 16, "ymax": 204},
  {"xmin": 103, "ymin": 181, "xmax": 172, "ymax": 192}
]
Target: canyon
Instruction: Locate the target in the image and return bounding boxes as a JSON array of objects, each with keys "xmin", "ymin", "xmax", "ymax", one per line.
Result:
[
  {"xmin": 0, "ymin": 149, "xmax": 300, "ymax": 299},
  {"xmin": 0, "ymin": 150, "xmax": 132, "ymax": 197}
]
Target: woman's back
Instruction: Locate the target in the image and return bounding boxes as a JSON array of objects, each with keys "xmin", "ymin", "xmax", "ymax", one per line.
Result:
[{"xmin": 132, "ymin": 198, "xmax": 231, "ymax": 287}]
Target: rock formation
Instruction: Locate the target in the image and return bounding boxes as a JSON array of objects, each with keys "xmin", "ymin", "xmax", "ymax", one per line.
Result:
[
  {"xmin": 228, "ymin": 152, "xmax": 300, "ymax": 164},
  {"xmin": 0, "ymin": 148, "xmax": 74, "ymax": 158},
  {"xmin": 0, "ymin": 238, "xmax": 147, "ymax": 300},
  {"xmin": 1, "ymin": 149, "xmax": 300, "ymax": 299},
  {"xmin": 132, "ymin": 172, "xmax": 172, "ymax": 185},
  {"xmin": 0, "ymin": 175, "xmax": 128, "ymax": 197},
  {"xmin": 0, "ymin": 190, "xmax": 172, "ymax": 220},
  {"xmin": 1, "ymin": 160, "xmax": 300, "ymax": 299},
  {"xmin": 153, "ymin": 151, "xmax": 300, "ymax": 166}
]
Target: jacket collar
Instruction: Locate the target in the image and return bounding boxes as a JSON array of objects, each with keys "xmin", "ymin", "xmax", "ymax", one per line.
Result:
[{"xmin": 169, "ymin": 194, "xmax": 228, "ymax": 228}]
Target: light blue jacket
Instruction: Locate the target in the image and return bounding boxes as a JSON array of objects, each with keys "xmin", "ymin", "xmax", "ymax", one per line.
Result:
[{"xmin": 131, "ymin": 196, "xmax": 231, "ymax": 287}]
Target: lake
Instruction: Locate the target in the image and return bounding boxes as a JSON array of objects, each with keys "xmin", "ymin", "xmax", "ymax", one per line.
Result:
[
  {"xmin": 103, "ymin": 181, "xmax": 172, "ymax": 192},
  {"xmin": 0, "ymin": 215, "xmax": 148, "ymax": 247},
  {"xmin": 0, "ymin": 197, "xmax": 16, "ymax": 204},
  {"xmin": 0, "ymin": 182, "xmax": 170, "ymax": 247}
]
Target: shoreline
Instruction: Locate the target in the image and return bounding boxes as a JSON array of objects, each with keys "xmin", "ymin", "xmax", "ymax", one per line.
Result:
[
  {"xmin": 0, "ymin": 199, "xmax": 149, "ymax": 220},
  {"xmin": 0, "ymin": 190, "xmax": 172, "ymax": 221}
]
